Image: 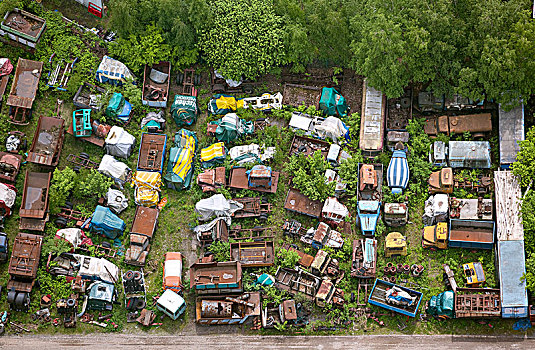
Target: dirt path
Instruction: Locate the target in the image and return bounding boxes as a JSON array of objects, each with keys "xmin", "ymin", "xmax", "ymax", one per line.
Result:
[{"xmin": 0, "ymin": 334, "xmax": 531, "ymax": 350}]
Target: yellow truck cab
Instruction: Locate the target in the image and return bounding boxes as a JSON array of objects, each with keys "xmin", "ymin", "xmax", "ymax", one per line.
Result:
[
  {"xmin": 422, "ymin": 222, "xmax": 448, "ymax": 250},
  {"xmin": 385, "ymin": 232, "xmax": 407, "ymax": 258},
  {"xmin": 428, "ymin": 168, "xmax": 453, "ymax": 194},
  {"xmin": 463, "ymin": 262, "xmax": 486, "ymax": 287}
]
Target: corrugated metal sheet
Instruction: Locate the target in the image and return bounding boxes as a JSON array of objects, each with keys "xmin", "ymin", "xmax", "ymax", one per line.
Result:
[
  {"xmin": 359, "ymin": 81, "xmax": 384, "ymax": 153},
  {"xmin": 448, "ymin": 141, "xmax": 491, "ymax": 168},
  {"xmin": 498, "ymin": 240, "xmax": 528, "ymax": 317},
  {"xmin": 499, "ymin": 104, "xmax": 524, "ymax": 167}
]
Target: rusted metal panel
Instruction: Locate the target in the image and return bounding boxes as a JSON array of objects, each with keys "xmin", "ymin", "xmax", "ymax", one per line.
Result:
[
  {"xmin": 19, "ymin": 171, "xmax": 51, "ymax": 221},
  {"xmin": 351, "ymin": 239, "xmax": 377, "ymax": 279},
  {"xmin": 386, "ymin": 88, "xmax": 412, "ymax": 131},
  {"xmin": 282, "ymin": 83, "xmax": 321, "ymax": 108},
  {"xmin": 281, "ymin": 243, "xmax": 314, "ymax": 268},
  {"xmin": 197, "ymin": 167, "xmax": 226, "ymax": 192},
  {"xmin": 230, "ymin": 241, "xmax": 274, "ymax": 267},
  {"xmin": 284, "ymin": 188, "xmax": 322, "ymax": 218},
  {"xmin": 27, "ymin": 115, "xmax": 65, "ymax": 167},
  {"xmin": 232, "ymin": 197, "xmax": 271, "ymax": 218},
  {"xmin": 358, "ymin": 163, "xmax": 383, "ymax": 201},
  {"xmin": 131, "ymin": 206, "xmax": 159, "ymax": 238},
  {"xmin": 274, "ymin": 267, "xmax": 321, "ymax": 300},
  {"xmin": 137, "ymin": 133, "xmax": 167, "ymax": 173},
  {"xmin": 425, "ymin": 113, "xmax": 492, "ymax": 136}
]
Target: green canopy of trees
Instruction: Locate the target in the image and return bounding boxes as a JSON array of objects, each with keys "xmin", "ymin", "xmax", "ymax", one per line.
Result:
[{"xmin": 80, "ymin": 0, "xmax": 535, "ymax": 104}]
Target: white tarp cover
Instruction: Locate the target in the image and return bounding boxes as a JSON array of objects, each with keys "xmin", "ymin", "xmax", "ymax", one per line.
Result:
[
  {"xmin": 314, "ymin": 116, "xmax": 348, "ymax": 143},
  {"xmin": 105, "ymin": 126, "xmax": 136, "ymax": 159},
  {"xmin": 0, "ymin": 183, "xmax": 16, "ymax": 209},
  {"xmin": 322, "ymin": 197, "xmax": 349, "ymax": 218},
  {"xmin": 55, "ymin": 228, "xmax": 85, "ymax": 248},
  {"xmin": 141, "ymin": 110, "xmax": 166, "ymax": 129},
  {"xmin": 193, "ymin": 216, "xmax": 232, "ymax": 242},
  {"xmin": 96, "ymin": 56, "xmax": 134, "ymax": 85},
  {"xmin": 215, "ymin": 70, "xmax": 242, "ymax": 87},
  {"xmin": 228, "ymin": 144, "xmax": 276, "ymax": 164},
  {"xmin": 195, "ymin": 194, "xmax": 243, "ymax": 221},
  {"xmin": 98, "ymin": 155, "xmax": 131, "ymax": 185},
  {"xmin": 107, "ymin": 188, "xmax": 128, "ymax": 214},
  {"xmin": 74, "ymin": 254, "xmax": 119, "ymax": 284}
]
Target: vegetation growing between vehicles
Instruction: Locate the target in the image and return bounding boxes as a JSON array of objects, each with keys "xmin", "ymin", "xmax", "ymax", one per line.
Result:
[{"xmin": 286, "ymin": 150, "xmax": 335, "ymax": 202}]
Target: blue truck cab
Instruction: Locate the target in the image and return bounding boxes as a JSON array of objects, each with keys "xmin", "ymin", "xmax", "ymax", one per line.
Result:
[
  {"xmin": 357, "ymin": 200, "xmax": 381, "ymax": 236},
  {"xmin": 89, "ymin": 205, "xmax": 126, "ymax": 239}
]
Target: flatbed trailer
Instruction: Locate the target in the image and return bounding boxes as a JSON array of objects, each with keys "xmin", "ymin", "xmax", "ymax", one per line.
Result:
[
  {"xmin": 455, "ymin": 288, "xmax": 501, "ymax": 318},
  {"xmin": 6, "ymin": 58, "xmax": 43, "ymax": 125},
  {"xmin": 177, "ymin": 68, "xmax": 198, "ymax": 96},
  {"xmin": 232, "ymin": 197, "xmax": 272, "ymax": 219},
  {"xmin": 274, "ymin": 267, "xmax": 321, "ymax": 300},
  {"xmin": 228, "ymin": 167, "xmax": 279, "ymax": 194},
  {"xmin": 359, "ymin": 80, "xmax": 386, "ymax": 157},
  {"xmin": 142, "ymin": 61, "xmax": 171, "ymax": 108},
  {"xmin": 368, "ymin": 278, "xmax": 423, "ymax": 317},
  {"xmin": 284, "ymin": 188, "xmax": 322, "ymax": 218},
  {"xmin": 137, "ymin": 133, "xmax": 167, "ymax": 173},
  {"xmin": 19, "ymin": 171, "xmax": 52, "ymax": 231},
  {"xmin": 282, "ymin": 83, "xmax": 321, "ymax": 109},
  {"xmin": 27, "ymin": 115, "xmax": 65, "ymax": 167},
  {"xmin": 7, "ymin": 232, "xmax": 43, "ymax": 310},
  {"xmin": 351, "ymin": 238, "xmax": 377, "ymax": 279},
  {"xmin": 228, "ymin": 225, "xmax": 274, "ymax": 242},
  {"xmin": 230, "ymin": 241, "xmax": 274, "ymax": 267}
]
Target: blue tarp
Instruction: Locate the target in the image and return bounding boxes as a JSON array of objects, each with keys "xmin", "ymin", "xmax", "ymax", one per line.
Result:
[
  {"xmin": 498, "ymin": 240, "xmax": 528, "ymax": 318},
  {"xmin": 90, "ymin": 205, "xmax": 126, "ymax": 239},
  {"xmin": 387, "ymin": 150, "xmax": 409, "ymax": 194}
]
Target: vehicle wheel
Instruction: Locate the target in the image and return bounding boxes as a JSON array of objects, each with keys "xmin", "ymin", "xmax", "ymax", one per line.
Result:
[
  {"xmin": 101, "ymin": 241, "xmax": 112, "ymax": 249},
  {"xmin": 79, "ymin": 152, "xmax": 90, "ymax": 160},
  {"xmin": 176, "ymin": 73, "xmax": 184, "ymax": 85},
  {"xmin": 55, "ymin": 217, "xmax": 68, "ymax": 228},
  {"xmin": 194, "ymin": 74, "xmax": 201, "ymax": 86},
  {"xmin": 259, "ymin": 214, "xmax": 268, "ymax": 221},
  {"xmin": 124, "ymin": 270, "xmax": 134, "ymax": 281},
  {"xmin": 135, "ymin": 299, "xmax": 146, "ymax": 310},
  {"xmin": 64, "ymin": 201, "xmax": 74, "ymax": 210},
  {"xmin": 28, "ymin": 108, "xmax": 33, "ymax": 120},
  {"xmin": 67, "ymin": 298, "xmax": 76, "ymax": 308},
  {"xmin": 204, "ymin": 251, "xmax": 214, "ymax": 257},
  {"xmin": 8, "ymin": 106, "xmax": 13, "ymax": 118},
  {"xmin": 133, "ymin": 271, "xmax": 142, "ymax": 281},
  {"xmin": 261, "ymin": 197, "xmax": 268, "ymax": 204},
  {"xmin": 73, "ymin": 165, "xmax": 81, "ymax": 173},
  {"xmin": 21, "ymin": 139, "xmax": 28, "ymax": 151},
  {"xmin": 243, "ymin": 84, "xmax": 253, "ymax": 94}
]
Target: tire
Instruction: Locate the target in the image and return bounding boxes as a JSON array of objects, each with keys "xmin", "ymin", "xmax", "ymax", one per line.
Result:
[
  {"xmin": 194, "ymin": 74, "xmax": 201, "ymax": 86},
  {"xmin": 177, "ymin": 73, "xmax": 184, "ymax": 85},
  {"xmin": 243, "ymin": 84, "xmax": 253, "ymax": 94},
  {"xmin": 124, "ymin": 271, "xmax": 134, "ymax": 281},
  {"xmin": 67, "ymin": 298, "xmax": 76, "ymax": 308},
  {"xmin": 261, "ymin": 197, "xmax": 268, "ymax": 204},
  {"xmin": 135, "ymin": 299, "xmax": 146, "ymax": 310},
  {"xmin": 101, "ymin": 241, "xmax": 112, "ymax": 249},
  {"xmin": 73, "ymin": 165, "xmax": 81, "ymax": 173},
  {"xmin": 133, "ymin": 271, "xmax": 142, "ymax": 281},
  {"xmin": 204, "ymin": 251, "xmax": 214, "ymax": 257},
  {"xmin": 213, "ymin": 83, "xmax": 225, "ymax": 93},
  {"xmin": 55, "ymin": 217, "xmax": 68, "ymax": 228},
  {"xmin": 21, "ymin": 139, "xmax": 27, "ymax": 151},
  {"xmin": 28, "ymin": 108, "xmax": 33, "ymax": 121},
  {"xmin": 259, "ymin": 214, "xmax": 268, "ymax": 221},
  {"xmin": 79, "ymin": 152, "xmax": 90, "ymax": 160},
  {"xmin": 65, "ymin": 201, "xmax": 74, "ymax": 210}
]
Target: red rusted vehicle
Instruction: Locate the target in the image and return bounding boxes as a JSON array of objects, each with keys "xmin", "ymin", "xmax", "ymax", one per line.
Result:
[
  {"xmin": 0, "ymin": 152, "xmax": 22, "ymax": 182},
  {"xmin": 27, "ymin": 115, "xmax": 65, "ymax": 167},
  {"xmin": 19, "ymin": 171, "xmax": 51, "ymax": 231}
]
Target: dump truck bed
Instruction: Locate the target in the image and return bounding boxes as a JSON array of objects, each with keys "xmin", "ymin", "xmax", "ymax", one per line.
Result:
[
  {"xmin": 368, "ymin": 279, "xmax": 422, "ymax": 317},
  {"xmin": 27, "ymin": 115, "xmax": 65, "ymax": 166},
  {"xmin": 19, "ymin": 171, "xmax": 51, "ymax": 220},
  {"xmin": 6, "ymin": 58, "xmax": 43, "ymax": 108},
  {"xmin": 448, "ymin": 219, "xmax": 495, "ymax": 249},
  {"xmin": 189, "ymin": 261, "xmax": 242, "ymax": 294},
  {"xmin": 228, "ymin": 167, "xmax": 279, "ymax": 193},
  {"xmin": 230, "ymin": 241, "xmax": 274, "ymax": 267},
  {"xmin": 137, "ymin": 133, "xmax": 167, "ymax": 173},
  {"xmin": 142, "ymin": 61, "xmax": 171, "ymax": 108}
]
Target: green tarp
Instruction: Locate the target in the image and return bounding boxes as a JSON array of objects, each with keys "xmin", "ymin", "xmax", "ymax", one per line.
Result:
[
  {"xmin": 209, "ymin": 113, "xmax": 254, "ymax": 143},
  {"xmin": 427, "ymin": 290, "xmax": 455, "ymax": 319},
  {"xmin": 319, "ymin": 87, "xmax": 348, "ymax": 117},
  {"xmin": 171, "ymin": 94, "xmax": 198, "ymax": 127},
  {"xmin": 105, "ymin": 92, "xmax": 125, "ymax": 119}
]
